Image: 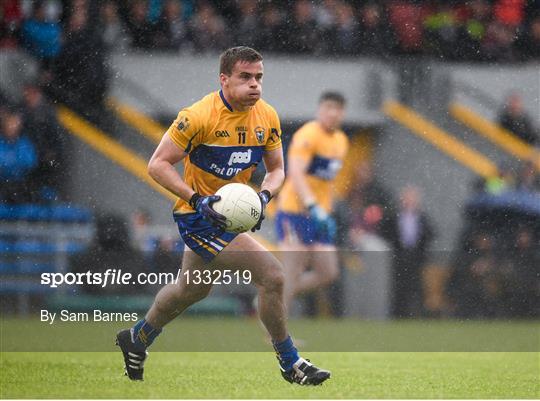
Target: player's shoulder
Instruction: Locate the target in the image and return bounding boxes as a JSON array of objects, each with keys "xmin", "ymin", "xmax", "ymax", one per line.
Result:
[
  {"xmin": 294, "ymin": 120, "xmax": 320, "ymax": 138},
  {"xmin": 183, "ymin": 92, "xmax": 219, "ymax": 116},
  {"xmin": 336, "ymin": 128, "xmax": 349, "ymax": 143},
  {"xmin": 255, "ymin": 98, "xmax": 279, "ymax": 120},
  {"xmin": 177, "ymin": 92, "xmax": 224, "ymax": 129}
]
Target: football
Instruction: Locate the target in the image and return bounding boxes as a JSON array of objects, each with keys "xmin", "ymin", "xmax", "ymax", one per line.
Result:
[{"xmin": 213, "ymin": 183, "xmax": 262, "ymax": 233}]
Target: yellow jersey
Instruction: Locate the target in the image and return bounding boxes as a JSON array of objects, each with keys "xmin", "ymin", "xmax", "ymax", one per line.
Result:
[
  {"xmin": 278, "ymin": 121, "xmax": 348, "ymax": 214},
  {"xmin": 166, "ymin": 90, "xmax": 282, "ymax": 214}
]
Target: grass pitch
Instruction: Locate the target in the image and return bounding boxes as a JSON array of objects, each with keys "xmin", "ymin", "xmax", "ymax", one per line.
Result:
[
  {"xmin": 1, "ymin": 351, "xmax": 538, "ymax": 399},
  {"xmin": 1, "ymin": 318, "xmax": 538, "ymax": 398}
]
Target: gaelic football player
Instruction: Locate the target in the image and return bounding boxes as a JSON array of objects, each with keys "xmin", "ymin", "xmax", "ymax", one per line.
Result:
[
  {"xmin": 276, "ymin": 92, "xmax": 349, "ymax": 311},
  {"xmin": 116, "ymin": 47, "xmax": 330, "ymax": 386}
]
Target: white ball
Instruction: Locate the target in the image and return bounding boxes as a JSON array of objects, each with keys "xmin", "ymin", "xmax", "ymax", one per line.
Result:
[{"xmin": 213, "ymin": 183, "xmax": 262, "ymax": 233}]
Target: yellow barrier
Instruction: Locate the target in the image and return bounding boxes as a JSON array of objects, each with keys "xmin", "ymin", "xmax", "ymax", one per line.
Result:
[
  {"xmin": 106, "ymin": 98, "xmax": 166, "ymax": 144},
  {"xmin": 57, "ymin": 106, "xmax": 176, "ymax": 201},
  {"xmin": 450, "ymin": 103, "xmax": 540, "ymax": 171},
  {"xmin": 383, "ymin": 101, "xmax": 498, "ymax": 178}
]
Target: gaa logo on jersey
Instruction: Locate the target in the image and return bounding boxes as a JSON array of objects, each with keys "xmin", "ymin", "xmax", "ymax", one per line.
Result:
[
  {"xmin": 254, "ymin": 126, "xmax": 265, "ymax": 144},
  {"xmin": 215, "ymin": 130, "xmax": 230, "ymax": 137}
]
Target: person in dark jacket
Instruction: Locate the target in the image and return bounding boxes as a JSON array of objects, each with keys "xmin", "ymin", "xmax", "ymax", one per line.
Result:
[
  {"xmin": 153, "ymin": 0, "xmax": 187, "ymax": 51},
  {"xmin": 71, "ymin": 213, "xmax": 147, "ymax": 295},
  {"xmin": 20, "ymin": 1, "xmax": 62, "ymax": 67},
  {"xmin": 22, "ymin": 83, "xmax": 66, "ymax": 199},
  {"xmin": 498, "ymin": 93, "xmax": 538, "ymax": 145},
  {"xmin": 0, "ymin": 108, "xmax": 38, "ymax": 203},
  {"xmin": 52, "ymin": 8, "xmax": 108, "ymax": 115},
  {"xmin": 381, "ymin": 186, "xmax": 435, "ymax": 318},
  {"xmin": 358, "ymin": 3, "xmax": 397, "ymax": 57}
]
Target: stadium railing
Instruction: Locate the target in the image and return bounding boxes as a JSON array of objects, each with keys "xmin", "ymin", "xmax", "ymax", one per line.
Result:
[{"xmin": 0, "ymin": 204, "xmax": 94, "ymax": 314}]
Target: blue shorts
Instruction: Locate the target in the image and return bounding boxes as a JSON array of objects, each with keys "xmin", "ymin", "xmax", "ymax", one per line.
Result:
[
  {"xmin": 275, "ymin": 211, "xmax": 335, "ymax": 245},
  {"xmin": 173, "ymin": 212, "xmax": 237, "ymax": 262}
]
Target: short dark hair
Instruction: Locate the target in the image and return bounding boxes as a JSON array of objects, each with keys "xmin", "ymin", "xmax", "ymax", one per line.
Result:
[
  {"xmin": 219, "ymin": 46, "xmax": 263, "ymax": 76},
  {"xmin": 319, "ymin": 91, "xmax": 346, "ymax": 106}
]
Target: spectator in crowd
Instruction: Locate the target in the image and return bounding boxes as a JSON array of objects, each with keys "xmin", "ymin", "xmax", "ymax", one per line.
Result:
[
  {"xmin": 517, "ymin": 15, "xmax": 540, "ymax": 59},
  {"xmin": 498, "ymin": 93, "xmax": 538, "ymax": 145},
  {"xmin": 457, "ymin": 0, "xmax": 492, "ymax": 60},
  {"xmin": 20, "ymin": 1, "xmax": 62, "ymax": 68},
  {"xmin": 482, "ymin": 20, "xmax": 519, "ymax": 61},
  {"xmin": 22, "ymin": 83, "xmax": 65, "ymax": 199},
  {"xmin": 346, "ymin": 160, "xmax": 395, "ymax": 241},
  {"xmin": 153, "ymin": 0, "xmax": 188, "ymax": 51},
  {"xmin": 71, "ymin": 213, "xmax": 147, "ymax": 295},
  {"xmin": 515, "ymin": 160, "xmax": 540, "ymax": 192},
  {"xmin": 151, "ymin": 236, "xmax": 183, "ymax": 282},
  {"xmin": 448, "ymin": 231, "xmax": 501, "ymax": 317},
  {"xmin": 254, "ymin": 4, "xmax": 286, "ymax": 52},
  {"xmin": 286, "ymin": 0, "xmax": 321, "ymax": 54},
  {"xmin": 480, "ymin": 163, "xmax": 516, "ymax": 194},
  {"xmin": 333, "ymin": 160, "xmax": 395, "ymax": 317},
  {"xmin": 147, "ymin": 0, "xmax": 165, "ymax": 23},
  {"xmin": 380, "ymin": 186, "xmax": 434, "ymax": 318},
  {"xmin": 387, "ymin": 0, "xmax": 426, "ymax": 54},
  {"xmin": 233, "ymin": 0, "xmax": 258, "ymax": 48},
  {"xmin": 448, "ymin": 177, "xmax": 539, "ymax": 318},
  {"xmin": 0, "ymin": 108, "xmax": 38, "ymax": 203},
  {"xmin": 315, "ymin": 0, "xmax": 339, "ymax": 32},
  {"xmin": 126, "ymin": 0, "xmax": 155, "ymax": 49},
  {"xmin": 504, "ymin": 226, "xmax": 539, "ymax": 317},
  {"xmin": 52, "ymin": 7, "xmax": 109, "ymax": 118},
  {"xmin": 358, "ymin": 2, "xmax": 397, "ymax": 57},
  {"xmin": 423, "ymin": 2, "xmax": 460, "ymax": 59},
  {"xmin": 130, "ymin": 208, "xmax": 156, "ymax": 254},
  {"xmin": 329, "ymin": 1, "xmax": 360, "ymax": 56},
  {"xmin": 188, "ymin": 1, "xmax": 229, "ymax": 52},
  {"xmin": 493, "ymin": 0, "xmax": 526, "ymax": 27},
  {"xmin": 0, "ymin": 0, "xmax": 23, "ymax": 49},
  {"xmin": 5, "ymin": 0, "xmax": 540, "ymax": 61},
  {"xmin": 100, "ymin": 0, "xmax": 130, "ymax": 52}
]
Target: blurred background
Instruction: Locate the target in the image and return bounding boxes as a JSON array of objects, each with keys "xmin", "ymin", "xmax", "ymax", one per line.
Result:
[{"xmin": 1, "ymin": 0, "xmax": 539, "ymax": 321}]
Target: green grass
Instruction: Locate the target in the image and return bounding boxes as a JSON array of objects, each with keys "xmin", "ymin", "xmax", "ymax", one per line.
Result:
[
  {"xmin": 1, "ymin": 351, "xmax": 538, "ymax": 399},
  {"xmin": 2, "ymin": 317, "xmax": 538, "ymax": 352},
  {"xmin": 1, "ymin": 318, "xmax": 539, "ymax": 398}
]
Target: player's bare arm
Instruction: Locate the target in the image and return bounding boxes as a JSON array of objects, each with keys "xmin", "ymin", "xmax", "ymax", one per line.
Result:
[
  {"xmin": 260, "ymin": 148, "xmax": 285, "ymax": 198},
  {"xmin": 287, "ymin": 156, "xmax": 316, "ymax": 207},
  {"xmin": 147, "ymin": 133, "xmax": 194, "ymax": 201}
]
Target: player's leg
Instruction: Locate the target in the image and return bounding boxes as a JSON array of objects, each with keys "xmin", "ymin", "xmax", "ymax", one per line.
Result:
[
  {"xmin": 293, "ymin": 243, "xmax": 339, "ymax": 296},
  {"xmin": 116, "ymin": 248, "xmax": 212, "ymax": 380},
  {"xmin": 214, "ymin": 233, "xmax": 287, "ymax": 341},
  {"xmin": 275, "ymin": 212, "xmax": 311, "ymax": 312},
  {"xmin": 279, "ymin": 241, "xmax": 310, "ymax": 313},
  {"xmin": 144, "ymin": 248, "xmax": 213, "ymax": 328},
  {"xmin": 214, "ymin": 233, "xmax": 331, "ymax": 385}
]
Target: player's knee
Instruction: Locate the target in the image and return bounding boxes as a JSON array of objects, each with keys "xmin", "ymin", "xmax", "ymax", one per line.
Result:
[
  {"xmin": 265, "ymin": 264, "xmax": 285, "ymax": 293},
  {"xmin": 320, "ymin": 266, "xmax": 339, "ymax": 286},
  {"xmin": 181, "ymin": 284, "xmax": 211, "ymax": 304}
]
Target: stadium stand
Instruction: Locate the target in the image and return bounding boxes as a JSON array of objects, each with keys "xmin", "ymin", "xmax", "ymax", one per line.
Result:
[
  {"xmin": 1, "ymin": 1, "xmax": 539, "ymax": 60},
  {"xmin": 0, "ymin": 203, "xmax": 93, "ymax": 313}
]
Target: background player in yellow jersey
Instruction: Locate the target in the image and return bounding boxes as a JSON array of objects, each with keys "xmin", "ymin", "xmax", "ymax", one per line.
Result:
[
  {"xmin": 276, "ymin": 92, "xmax": 349, "ymax": 312},
  {"xmin": 116, "ymin": 47, "xmax": 330, "ymax": 385}
]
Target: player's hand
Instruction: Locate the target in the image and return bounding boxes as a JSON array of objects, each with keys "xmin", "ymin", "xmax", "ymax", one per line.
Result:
[
  {"xmin": 251, "ymin": 190, "xmax": 272, "ymax": 232},
  {"xmin": 189, "ymin": 193, "xmax": 227, "ymax": 229},
  {"xmin": 307, "ymin": 204, "xmax": 336, "ymax": 239}
]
